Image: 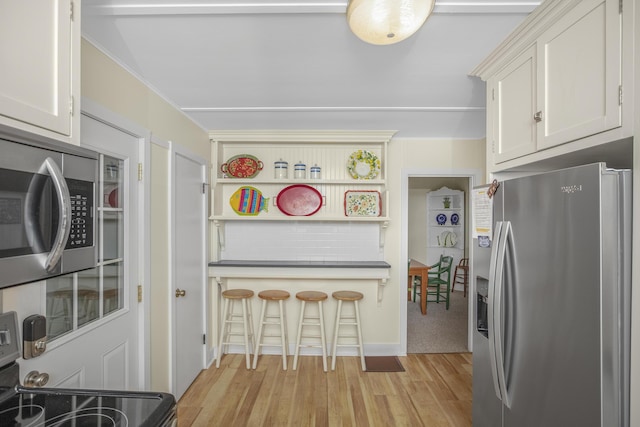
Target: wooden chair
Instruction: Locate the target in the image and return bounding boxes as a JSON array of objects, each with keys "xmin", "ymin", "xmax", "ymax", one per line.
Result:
[
  {"xmin": 426, "ymin": 255, "xmax": 454, "ymax": 309},
  {"xmin": 453, "ymin": 258, "xmax": 469, "ymax": 297}
]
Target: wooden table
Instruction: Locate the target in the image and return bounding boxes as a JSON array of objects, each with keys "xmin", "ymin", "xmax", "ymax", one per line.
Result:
[{"xmin": 409, "ymin": 259, "xmax": 430, "ymax": 315}]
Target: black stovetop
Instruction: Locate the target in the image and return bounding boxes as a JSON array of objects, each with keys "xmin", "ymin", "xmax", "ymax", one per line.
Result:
[{"xmin": 0, "ymin": 384, "xmax": 175, "ymax": 427}]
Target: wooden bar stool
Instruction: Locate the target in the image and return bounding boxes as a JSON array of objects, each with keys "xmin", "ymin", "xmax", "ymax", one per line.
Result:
[
  {"xmin": 293, "ymin": 291, "xmax": 328, "ymax": 372},
  {"xmin": 216, "ymin": 288, "xmax": 255, "ymax": 369},
  {"xmin": 252, "ymin": 290, "xmax": 290, "ymax": 370},
  {"xmin": 331, "ymin": 291, "xmax": 366, "ymax": 371}
]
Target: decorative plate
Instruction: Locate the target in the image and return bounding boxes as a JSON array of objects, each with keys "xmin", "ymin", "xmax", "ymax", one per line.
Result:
[
  {"xmin": 438, "ymin": 231, "xmax": 457, "ymax": 247},
  {"xmin": 221, "ymin": 154, "xmax": 263, "ymax": 178},
  {"xmin": 450, "ymin": 213, "xmax": 460, "ymax": 225},
  {"xmin": 347, "ymin": 150, "xmax": 381, "ymax": 179},
  {"xmin": 344, "ymin": 190, "xmax": 381, "ymax": 217},
  {"xmin": 436, "ymin": 213, "xmax": 447, "ymax": 225},
  {"xmin": 229, "ymin": 186, "xmax": 269, "ymax": 216},
  {"xmin": 276, "ymin": 184, "xmax": 323, "ymax": 216}
]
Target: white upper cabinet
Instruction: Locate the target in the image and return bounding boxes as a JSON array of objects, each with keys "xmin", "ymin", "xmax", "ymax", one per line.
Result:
[
  {"xmin": 0, "ymin": 0, "xmax": 79, "ymax": 144},
  {"xmin": 537, "ymin": 0, "xmax": 621, "ymax": 149},
  {"xmin": 473, "ymin": 0, "xmax": 629, "ymax": 172}
]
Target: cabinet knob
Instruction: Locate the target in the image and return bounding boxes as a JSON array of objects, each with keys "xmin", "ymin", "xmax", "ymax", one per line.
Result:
[
  {"xmin": 175, "ymin": 289, "xmax": 186, "ymax": 298},
  {"xmin": 534, "ymin": 111, "xmax": 543, "ymax": 122}
]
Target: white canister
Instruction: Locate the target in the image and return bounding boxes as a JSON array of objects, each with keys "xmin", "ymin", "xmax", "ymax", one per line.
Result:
[
  {"xmin": 310, "ymin": 164, "xmax": 321, "ymax": 179},
  {"xmin": 294, "ymin": 161, "xmax": 306, "ymax": 179},
  {"xmin": 274, "ymin": 159, "xmax": 288, "ymax": 179}
]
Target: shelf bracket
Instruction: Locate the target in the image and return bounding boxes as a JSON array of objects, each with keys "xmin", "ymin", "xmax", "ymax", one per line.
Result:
[
  {"xmin": 214, "ymin": 276, "xmax": 227, "ymax": 292},
  {"xmin": 377, "ymin": 278, "xmax": 388, "ymax": 304},
  {"xmin": 379, "ymin": 221, "xmax": 389, "ymax": 247},
  {"xmin": 213, "ymin": 220, "xmax": 225, "ymax": 250}
]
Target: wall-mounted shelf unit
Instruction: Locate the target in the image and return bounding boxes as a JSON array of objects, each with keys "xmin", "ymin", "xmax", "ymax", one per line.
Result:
[
  {"xmin": 209, "ymin": 131, "xmax": 395, "ymax": 255},
  {"xmin": 209, "ymin": 130, "xmax": 394, "ymax": 223}
]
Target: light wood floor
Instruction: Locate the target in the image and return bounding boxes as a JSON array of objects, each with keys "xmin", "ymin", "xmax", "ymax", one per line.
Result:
[{"xmin": 177, "ymin": 353, "xmax": 472, "ymax": 426}]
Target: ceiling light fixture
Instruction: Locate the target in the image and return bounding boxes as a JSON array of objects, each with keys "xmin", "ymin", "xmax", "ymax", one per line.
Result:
[{"xmin": 347, "ymin": 0, "xmax": 436, "ymax": 45}]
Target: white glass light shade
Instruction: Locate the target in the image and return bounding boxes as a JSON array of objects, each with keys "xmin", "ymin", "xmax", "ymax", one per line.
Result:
[{"xmin": 347, "ymin": 0, "xmax": 435, "ymax": 45}]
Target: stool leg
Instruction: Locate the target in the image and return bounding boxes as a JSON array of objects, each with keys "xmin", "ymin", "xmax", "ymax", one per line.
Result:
[
  {"xmin": 318, "ymin": 301, "xmax": 327, "ymax": 372},
  {"xmin": 252, "ymin": 299, "xmax": 268, "ymax": 370},
  {"xmin": 331, "ymin": 300, "xmax": 343, "ymax": 371},
  {"xmin": 241, "ymin": 298, "xmax": 251, "ymax": 369},
  {"xmin": 216, "ymin": 297, "xmax": 230, "ymax": 368},
  {"xmin": 354, "ymin": 300, "xmax": 366, "ymax": 371},
  {"xmin": 293, "ymin": 300, "xmax": 306, "ymax": 370},
  {"xmin": 279, "ymin": 299, "xmax": 287, "ymax": 370},
  {"xmin": 247, "ymin": 298, "xmax": 256, "ymax": 350}
]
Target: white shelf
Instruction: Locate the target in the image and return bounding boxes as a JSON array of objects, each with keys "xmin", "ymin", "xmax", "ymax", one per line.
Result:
[
  {"xmin": 426, "ymin": 187, "xmax": 465, "ymax": 268},
  {"xmin": 215, "ymin": 178, "xmax": 385, "ymax": 185}
]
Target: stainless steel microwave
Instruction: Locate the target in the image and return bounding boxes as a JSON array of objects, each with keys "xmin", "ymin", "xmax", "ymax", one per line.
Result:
[{"xmin": 0, "ymin": 136, "xmax": 98, "ymax": 288}]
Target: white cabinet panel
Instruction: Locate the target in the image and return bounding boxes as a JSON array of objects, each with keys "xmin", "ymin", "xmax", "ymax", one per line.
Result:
[
  {"xmin": 537, "ymin": 0, "xmax": 621, "ymax": 149},
  {"xmin": 492, "ymin": 46, "xmax": 537, "ymax": 163},
  {"xmin": 0, "ymin": 0, "xmax": 76, "ymax": 140}
]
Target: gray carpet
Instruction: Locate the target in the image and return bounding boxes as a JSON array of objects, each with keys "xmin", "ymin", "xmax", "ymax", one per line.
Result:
[{"xmin": 407, "ymin": 290, "xmax": 469, "ymax": 353}]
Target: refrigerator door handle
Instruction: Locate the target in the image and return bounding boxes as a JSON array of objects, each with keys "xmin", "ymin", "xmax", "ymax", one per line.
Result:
[
  {"xmin": 488, "ymin": 221, "xmax": 505, "ymax": 402},
  {"xmin": 496, "ymin": 221, "xmax": 514, "ymax": 409}
]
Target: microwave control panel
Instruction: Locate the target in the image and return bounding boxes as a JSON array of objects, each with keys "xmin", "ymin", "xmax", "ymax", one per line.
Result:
[{"xmin": 65, "ymin": 178, "xmax": 94, "ymax": 249}]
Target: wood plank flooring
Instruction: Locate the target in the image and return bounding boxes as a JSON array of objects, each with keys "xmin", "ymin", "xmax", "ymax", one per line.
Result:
[{"xmin": 177, "ymin": 353, "xmax": 472, "ymax": 426}]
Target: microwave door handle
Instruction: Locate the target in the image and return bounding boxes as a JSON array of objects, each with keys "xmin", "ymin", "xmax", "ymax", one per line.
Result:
[
  {"xmin": 487, "ymin": 221, "xmax": 504, "ymax": 401},
  {"xmin": 42, "ymin": 158, "xmax": 72, "ymax": 272}
]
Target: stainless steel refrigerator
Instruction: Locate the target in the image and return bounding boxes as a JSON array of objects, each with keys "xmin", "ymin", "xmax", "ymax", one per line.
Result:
[{"xmin": 472, "ymin": 163, "xmax": 631, "ymax": 427}]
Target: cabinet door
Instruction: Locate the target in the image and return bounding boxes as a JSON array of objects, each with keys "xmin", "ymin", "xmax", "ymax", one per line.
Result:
[
  {"xmin": 491, "ymin": 45, "xmax": 537, "ymax": 164},
  {"xmin": 0, "ymin": 0, "xmax": 72, "ymax": 136},
  {"xmin": 537, "ymin": 0, "xmax": 621, "ymax": 149}
]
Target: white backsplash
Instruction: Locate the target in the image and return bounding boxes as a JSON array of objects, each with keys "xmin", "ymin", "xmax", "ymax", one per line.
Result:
[{"xmin": 221, "ymin": 221, "xmax": 383, "ymax": 261}]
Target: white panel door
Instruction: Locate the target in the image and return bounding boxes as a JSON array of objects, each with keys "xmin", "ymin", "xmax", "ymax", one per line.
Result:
[
  {"xmin": 15, "ymin": 114, "xmax": 141, "ymax": 390},
  {"xmin": 172, "ymin": 144, "xmax": 206, "ymax": 399}
]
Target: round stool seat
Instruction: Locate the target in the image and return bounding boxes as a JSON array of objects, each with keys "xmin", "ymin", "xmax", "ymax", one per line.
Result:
[
  {"xmin": 258, "ymin": 290, "xmax": 290, "ymax": 301},
  {"xmin": 332, "ymin": 290, "xmax": 363, "ymax": 301},
  {"xmin": 222, "ymin": 289, "xmax": 254, "ymax": 299},
  {"xmin": 296, "ymin": 291, "xmax": 328, "ymax": 302}
]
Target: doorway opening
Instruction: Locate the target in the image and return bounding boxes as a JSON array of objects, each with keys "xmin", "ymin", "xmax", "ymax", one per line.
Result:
[{"xmin": 400, "ymin": 169, "xmax": 480, "ymax": 354}]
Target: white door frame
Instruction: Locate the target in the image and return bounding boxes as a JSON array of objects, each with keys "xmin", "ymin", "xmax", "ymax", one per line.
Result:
[
  {"xmin": 81, "ymin": 97, "xmax": 152, "ymax": 388},
  {"xmin": 399, "ymin": 168, "xmax": 482, "ymax": 355},
  {"xmin": 168, "ymin": 141, "xmax": 208, "ymax": 396}
]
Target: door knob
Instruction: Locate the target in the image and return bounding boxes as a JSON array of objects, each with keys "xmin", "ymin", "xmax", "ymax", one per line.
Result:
[
  {"xmin": 175, "ymin": 289, "xmax": 186, "ymax": 298},
  {"xmin": 24, "ymin": 370, "xmax": 49, "ymax": 388}
]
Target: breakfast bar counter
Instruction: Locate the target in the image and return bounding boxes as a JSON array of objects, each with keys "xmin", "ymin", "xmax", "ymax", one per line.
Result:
[{"xmin": 208, "ymin": 260, "xmax": 391, "ymax": 302}]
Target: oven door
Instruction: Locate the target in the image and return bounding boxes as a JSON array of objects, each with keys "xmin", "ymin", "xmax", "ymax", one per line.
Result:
[{"xmin": 0, "ymin": 139, "xmax": 96, "ymax": 288}]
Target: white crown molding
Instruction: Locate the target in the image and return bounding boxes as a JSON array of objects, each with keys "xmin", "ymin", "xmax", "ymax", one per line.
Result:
[
  {"xmin": 185, "ymin": 106, "xmax": 485, "ymax": 113},
  {"xmin": 84, "ymin": 1, "xmax": 539, "ymax": 16},
  {"xmin": 208, "ymin": 129, "xmax": 397, "ymax": 143}
]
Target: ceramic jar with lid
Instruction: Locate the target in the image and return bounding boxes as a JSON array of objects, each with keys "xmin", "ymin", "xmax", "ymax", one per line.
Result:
[
  {"xmin": 310, "ymin": 164, "xmax": 321, "ymax": 179},
  {"xmin": 294, "ymin": 161, "xmax": 306, "ymax": 179},
  {"xmin": 274, "ymin": 159, "xmax": 288, "ymax": 179}
]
